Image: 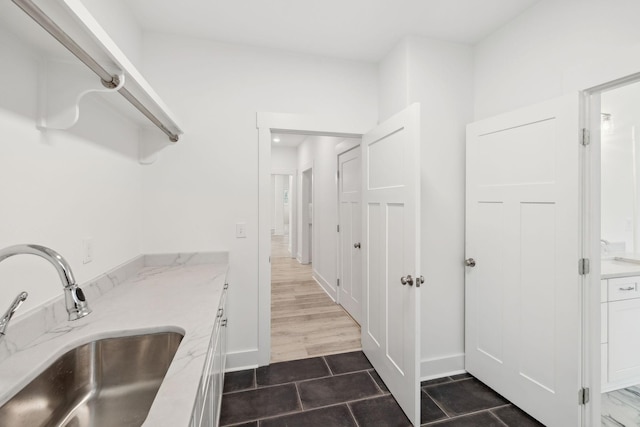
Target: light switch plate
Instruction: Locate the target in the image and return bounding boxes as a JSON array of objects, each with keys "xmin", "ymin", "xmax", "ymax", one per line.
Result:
[
  {"xmin": 82, "ymin": 237, "xmax": 94, "ymax": 264},
  {"xmin": 236, "ymin": 223, "xmax": 247, "ymax": 238}
]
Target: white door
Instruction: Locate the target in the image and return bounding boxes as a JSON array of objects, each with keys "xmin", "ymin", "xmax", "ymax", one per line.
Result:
[
  {"xmin": 465, "ymin": 94, "xmax": 582, "ymax": 427},
  {"xmin": 338, "ymin": 147, "xmax": 362, "ymax": 323},
  {"xmin": 362, "ymin": 103, "xmax": 421, "ymax": 426}
]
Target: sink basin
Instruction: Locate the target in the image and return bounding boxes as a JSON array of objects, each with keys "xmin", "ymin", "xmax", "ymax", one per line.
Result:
[{"xmin": 0, "ymin": 331, "xmax": 183, "ymax": 427}]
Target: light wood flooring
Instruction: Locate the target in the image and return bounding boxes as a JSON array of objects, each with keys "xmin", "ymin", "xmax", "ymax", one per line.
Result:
[{"xmin": 270, "ymin": 235, "xmax": 361, "ymax": 363}]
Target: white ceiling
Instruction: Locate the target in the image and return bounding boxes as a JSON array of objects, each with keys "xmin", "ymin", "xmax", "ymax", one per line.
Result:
[
  {"xmin": 271, "ymin": 133, "xmax": 308, "ymax": 148},
  {"xmin": 126, "ymin": 0, "xmax": 539, "ymax": 62}
]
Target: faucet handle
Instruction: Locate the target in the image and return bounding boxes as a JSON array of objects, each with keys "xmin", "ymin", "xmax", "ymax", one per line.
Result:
[{"xmin": 0, "ymin": 291, "xmax": 28, "ymax": 336}]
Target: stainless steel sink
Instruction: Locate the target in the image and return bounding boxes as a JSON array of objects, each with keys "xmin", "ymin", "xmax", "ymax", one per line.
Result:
[{"xmin": 0, "ymin": 331, "xmax": 183, "ymax": 427}]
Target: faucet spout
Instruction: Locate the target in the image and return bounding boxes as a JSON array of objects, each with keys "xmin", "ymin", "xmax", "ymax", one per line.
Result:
[
  {"xmin": 0, "ymin": 292, "xmax": 28, "ymax": 336},
  {"xmin": 0, "ymin": 244, "xmax": 91, "ymax": 321}
]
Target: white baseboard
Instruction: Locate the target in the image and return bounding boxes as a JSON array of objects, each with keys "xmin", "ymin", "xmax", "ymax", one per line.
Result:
[
  {"xmin": 225, "ymin": 349, "xmax": 259, "ymax": 372},
  {"xmin": 420, "ymin": 353, "xmax": 466, "ymax": 381},
  {"xmin": 312, "ymin": 270, "xmax": 337, "ymax": 301}
]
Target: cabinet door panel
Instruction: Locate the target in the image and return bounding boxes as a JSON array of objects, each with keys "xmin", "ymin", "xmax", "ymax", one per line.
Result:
[{"xmin": 609, "ymin": 298, "xmax": 640, "ymax": 382}]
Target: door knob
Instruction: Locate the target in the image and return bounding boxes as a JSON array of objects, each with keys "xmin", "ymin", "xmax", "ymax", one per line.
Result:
[
  {"xmin": 465, "ymin": 258, "xmax": 476, "ymax": 267},
  {"xmin": 401, "ymin": 275, "xmax": 414, "ymax": 286},
  {"xmin": 354, "ymin": 242, "xmax": 361, "ymax": 249},
  {"xmin": 416, "ymin": 276, "xmax": 425, "ymax": 287}
]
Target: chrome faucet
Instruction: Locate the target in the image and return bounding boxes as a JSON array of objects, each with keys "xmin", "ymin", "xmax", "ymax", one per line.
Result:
[
  {"xmin": 0, "ymin": 244, "xmax": 91, "ymax": 321},
  {"xmin": 0, "ymin": 292, "xmax": 28, "ymax": 337}
]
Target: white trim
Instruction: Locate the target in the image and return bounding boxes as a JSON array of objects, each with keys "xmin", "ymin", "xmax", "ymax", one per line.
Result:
[
  {"xmin": 300, "ymin": 166, "xmax": 313, "ymax": 265},
  {"xmin": 312, "ymin": 269, "xmax": 337, "ymax": 301},
  {"xmin": 270, "ymin": 168, "xmax": 298, "ymax": 259},
  {"xmin": 335, "ymin": 138, "xmax": 361, "ymax": 155},
  {"xmin": 420, "ymin": 354, "xmax": 465, "ymax": 381},
  {"xmin": 584, "ymin": 91, "xmax": 602, "ymax": 427},
  {"xmin": 225, "ymin": 349, "xmax": 259, "ymax": 372},
  {"xmin": 257, "ymin": 112, "xmax": 372, "ymax": 367}
]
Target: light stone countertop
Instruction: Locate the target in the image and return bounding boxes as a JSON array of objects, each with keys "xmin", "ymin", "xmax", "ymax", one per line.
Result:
[
  {"xmin": 601, "ymin": 255, "xmax": 640, "ymax": 279},
  {"xmin": 0, "ymin": 253, "xmax": 228, "ymax": 426}
]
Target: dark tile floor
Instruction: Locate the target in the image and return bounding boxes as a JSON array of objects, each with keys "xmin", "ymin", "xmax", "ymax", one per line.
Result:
[{"xmin": 220, "ymin": 351, "xmax": 545, "ymax": 426}]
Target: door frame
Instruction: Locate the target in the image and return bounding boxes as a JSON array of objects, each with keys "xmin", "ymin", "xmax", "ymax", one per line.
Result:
[
  {"xmin": 257, "ymin": 112, "xmax": 372, "ymax": 366},
  {"xmin": 335, "ymin": 139, "xmax": 361, "ymax": 311},
  {"xmin": 583, "ymin": 71, "xmax": 640, "ymax": 426},
  {"xmin": 565, "ymin": 46, "xmax": 640, "ymax": 426},
  {"xmin": 300, "ymin": 165, "xmax": 313, "ymax": 264}
]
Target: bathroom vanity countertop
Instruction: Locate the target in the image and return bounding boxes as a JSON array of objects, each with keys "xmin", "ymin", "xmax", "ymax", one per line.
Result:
[
  {"xmin": 601, "ymin": 257, "xmax": 640, "ymax": 279},
  {"xmin": 0, "ymin": 254, "xmax": 228, "ymax": 426}
]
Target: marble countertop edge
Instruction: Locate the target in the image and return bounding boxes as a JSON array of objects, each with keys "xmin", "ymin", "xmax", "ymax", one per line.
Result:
[{"xmin": 0, "ymin": 253, "xmax": 229, "ymax": 427}]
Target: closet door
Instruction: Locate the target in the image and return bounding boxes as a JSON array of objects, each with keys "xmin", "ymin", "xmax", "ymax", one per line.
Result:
[{"xmin": 465, "ymin": 94, "xmax": 582, "ymax": 427}]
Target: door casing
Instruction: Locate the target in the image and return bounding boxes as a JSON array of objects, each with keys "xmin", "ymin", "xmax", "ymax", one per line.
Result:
[{"xmin": 257, "ymin": 112, "xmax": 372, "ymax": 366}]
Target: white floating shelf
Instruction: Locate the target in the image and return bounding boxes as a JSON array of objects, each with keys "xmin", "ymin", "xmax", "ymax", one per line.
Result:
[{"xmin": 1, "ymin": 0, "xmax": 183, "ymax": 153}]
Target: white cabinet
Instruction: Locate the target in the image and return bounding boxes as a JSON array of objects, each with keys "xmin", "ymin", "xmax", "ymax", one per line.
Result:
[
  {"xmin": 191, "ymin": 282, "xmax": 229, "ymax": 427},
  {"xmin": 601, "ymin": 276, "xmax": 640, "ymax": 391}
]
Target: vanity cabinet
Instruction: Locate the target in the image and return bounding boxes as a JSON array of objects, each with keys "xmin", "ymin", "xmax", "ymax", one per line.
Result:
[
  {"xmin": 601, "ymin": 276, "xmax": 640, "ymax": 391},
  {"xmin": 191, "ymin": 282, "xmax": 228, "ymax": 427}
]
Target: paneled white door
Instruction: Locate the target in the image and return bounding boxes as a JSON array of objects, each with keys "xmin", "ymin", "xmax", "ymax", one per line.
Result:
[
  {"xmin": 362, "ymin": 103, "xmax": 421, "ymax": 426},
  {"xmin": 465, "ymin": 94, "xmax": 582, "ymax": 427},
  {"xmin": 338, "ymin": 146, "xmax": 362, "ymax": 323}
]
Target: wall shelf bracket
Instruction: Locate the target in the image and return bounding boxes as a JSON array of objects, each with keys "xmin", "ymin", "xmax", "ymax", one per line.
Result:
[{"xmin": 37, "ymin": 59, "xmax": 124, "ymax": 131}]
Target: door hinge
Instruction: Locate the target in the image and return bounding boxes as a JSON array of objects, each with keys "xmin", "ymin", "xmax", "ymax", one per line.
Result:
[
  {"xmin": 337, "ymin": 224, "xmax": 340, "ymax": 232},
  {"xmin": 579, "ymin": 387, "xmax": 590, "ymax": 405},
  {"xmin": 337, "ymin": 278, "xmax": 340, "ymax": 287},
  {"xmin": 579, "ymin": 258, "xmax": 590, "ymax": 275},
  {"xmin": 581, "ymin": 128, "xmax": 590, "ymax": 146}
]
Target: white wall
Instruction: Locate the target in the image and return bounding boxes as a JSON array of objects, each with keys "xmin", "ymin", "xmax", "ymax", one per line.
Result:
[
  {"xmin": 378, "ymin": 39, "xmax": 410, "ymax": 123},
  {"xmin": 474, "ymin": 0, "xmax": 640, "ymax": 120},
  {"xmin": 271, "ymin": 146, "xmax": 298, "ymax": 172},
  {"xmin": 294, "ymin": 136, "xmax": 359, "ymax": 299},
  {"xmin": 273, "ymin": 175, "xmax": 285, "ymax": 235},
  {"xmin": 378, "ymin": 36, "xmax": 474, "ymax": 378},
  {"xmin": 0, "ymin": 27, "xmax": 142, "ymax": 317},
  {"xmin": 139, "ymin": 33, "xmax": 378, "ymax": 365}
]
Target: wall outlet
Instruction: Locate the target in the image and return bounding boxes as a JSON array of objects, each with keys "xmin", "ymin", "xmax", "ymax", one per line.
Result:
[
  {"xmin": 82, "ymin": 238, "xmax": 94, "ymax": 264},
  {"xmin": 236, "ymin": 223, "xmax": 247, "ymax": 238}
]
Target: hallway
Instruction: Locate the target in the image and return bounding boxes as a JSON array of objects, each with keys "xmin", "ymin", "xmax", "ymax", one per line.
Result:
[{"xmin": 270, "ymin": 235, "xmax": 361, "ymax": 362}]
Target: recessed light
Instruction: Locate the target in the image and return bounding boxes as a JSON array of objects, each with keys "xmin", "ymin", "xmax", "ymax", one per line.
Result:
[{"xmin": 273, "ymin": 137, "xmax": 280, "ymax": 143}]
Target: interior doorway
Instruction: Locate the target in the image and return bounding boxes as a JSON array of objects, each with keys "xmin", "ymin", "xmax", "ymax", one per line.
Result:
[
  {"xmin": 268, "ymin": 131, "xmax": 362, "ymax": 363},
  {"xmin": 588, "ymin": 78, "xmax": 640, "ymax": 427}
]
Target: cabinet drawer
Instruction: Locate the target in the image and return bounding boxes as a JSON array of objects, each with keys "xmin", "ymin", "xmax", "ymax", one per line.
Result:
[{"xmin": 608, "ymin": 276, "xmax": 640, "ymax": 301}]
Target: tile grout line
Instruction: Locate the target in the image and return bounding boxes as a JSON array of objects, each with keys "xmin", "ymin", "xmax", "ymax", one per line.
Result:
[
  {"xmin": 367, "ymin": 369, "xmax": 387, "ymax": 395},
  {"xmin": 421, "ymin": 376, "xmax": 472, "ymax": 389},
  {"xmin": 239, "ymin": 402, "xmax": 361, "ymax": 426},
  {"xmin": 293, "ymin": 381, "xmax": 305, "ymax": 412},
  {"xmin": 487, "ymin": 409, "xmax": 510, "ymax": 427},
  {"xmin": 421, "ymin": 404, "xmax": 513, "ymax": 426},
  {"xmin": 422, "ymin": 388, "xmax": 454, "ymax": 419},
  {"xmin": 321, "ymin": 355, "xmax": 334, "ymax": 376},
  {"xmin": 223, "ymin": 367, "xmax": 376, "ymax": 396},
  {"xmin": 345, "ymin": 402, "xmax": 362, "ymax": 427}
]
